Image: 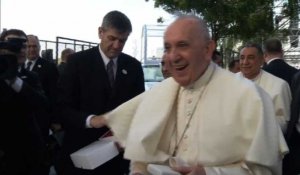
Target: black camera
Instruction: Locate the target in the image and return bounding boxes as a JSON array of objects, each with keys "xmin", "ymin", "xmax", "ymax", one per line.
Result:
[{"xmin": 0, "ymin": 38, "xmax": 26, "ymax": 79}]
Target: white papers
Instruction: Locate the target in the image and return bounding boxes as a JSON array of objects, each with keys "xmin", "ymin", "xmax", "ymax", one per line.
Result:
[{"xmin": 70, "ymin": 137, "xmax": 119, "ymax": 170}]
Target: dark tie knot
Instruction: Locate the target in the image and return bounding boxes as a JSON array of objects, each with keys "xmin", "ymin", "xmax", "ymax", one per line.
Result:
[{"xmin": 26, "ymin": 61, "xmax": 32, "ymax": 70}]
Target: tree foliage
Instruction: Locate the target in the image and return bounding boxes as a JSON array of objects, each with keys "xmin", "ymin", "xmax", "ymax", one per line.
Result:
[
  {"xmin": 151, "ymin": 0, "xmax": 275, "ymax": 44},
  {"xmin": 147, "ymin": 0, "xmax": 299, "ymax": 65}
]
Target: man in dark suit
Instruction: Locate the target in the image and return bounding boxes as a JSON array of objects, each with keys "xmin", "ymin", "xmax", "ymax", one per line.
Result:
[
  {"xmin": 26, "ymin": 34, "xmax": 60, "ymax": 174},
  {"xmin": 283, "ymin": 70, "xmax": 300, "ymax": 175},
  {"xmin": 57, "ymin": 10, "xmax": 145, "ymax": 175},
  {"xmin": 0, "ymin": 29, "xmax": 48, "ymax": 175},
  {"xmin": 262, "ymin": 38, "xmax": 298, "ymax": 87}
]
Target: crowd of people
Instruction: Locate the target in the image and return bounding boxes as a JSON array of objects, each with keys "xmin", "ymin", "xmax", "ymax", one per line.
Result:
[{"xmin": 0, "ymin": 10, "xmax": 300, "ymax": 175}]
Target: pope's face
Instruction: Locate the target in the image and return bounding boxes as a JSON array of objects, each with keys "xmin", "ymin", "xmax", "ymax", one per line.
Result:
[{"xmin": 163, "ymin": 18, "xmax": 214, "ymax": 86}]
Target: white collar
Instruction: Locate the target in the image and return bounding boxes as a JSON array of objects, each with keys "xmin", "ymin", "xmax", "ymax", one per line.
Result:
[
  {"xmin": 98, "ymin": 45, "xmax": 118, "ymax": 66},
  {"xmin": 267, "ymin": 57, "xmax": 281, "ymax": 65},
  {"xmin": 182, "ymin": 61, "xmax": 215, "ymax": 90},
  {"xmin": 25, "ymin": 58, "xmax": 37, "ymax": 65}
]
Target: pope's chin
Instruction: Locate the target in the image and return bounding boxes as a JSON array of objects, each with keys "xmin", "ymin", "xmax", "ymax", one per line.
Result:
[{"xmin": 173, "ymin": 76, "xmax": 192, "ymax": 87}]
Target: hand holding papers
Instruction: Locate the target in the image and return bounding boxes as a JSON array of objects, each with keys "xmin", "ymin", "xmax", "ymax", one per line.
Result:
[
  {"xmin": 169, "ymin": 157, "xmax": 205, "ymax": 175},
  {"xmin": 70, "ymin": 136, "xmax": 119, "ymax": 170},
  {"xmin": 90, "ymin": 114, "xmax": 107, "ymax": 128}
]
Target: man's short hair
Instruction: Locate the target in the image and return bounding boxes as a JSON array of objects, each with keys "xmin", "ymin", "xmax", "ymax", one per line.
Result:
[
  {"xmin": 101, "ymin": 10, "xmax": 132, "ymax": 34},
  {"xmin": 243, "ymin": 42, "xmax": 263, "ymax": 56},
  {"xmin": 263, "ymin": 38, "xmax": 282, "ymax": 54}
]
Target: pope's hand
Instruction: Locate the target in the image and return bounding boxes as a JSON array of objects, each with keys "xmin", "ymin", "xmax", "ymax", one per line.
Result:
[
  {"xmin": 172, "ymin": 164, "xmax": 206, "ymax": 175},
  {"xmin": 90, "ymin": 115, "xmax": 107, "ymax": 128}
]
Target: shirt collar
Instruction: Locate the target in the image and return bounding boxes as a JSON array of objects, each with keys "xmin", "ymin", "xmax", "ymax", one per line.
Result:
[
  {"xmin": 249, "ymin": 70, "xmax": 262, "ymax": 82},
  {"xmin": 25, "ymin": 58, "xmax": 37, "ymax": 66},
  {"xmin": 267, "ymin": 57, "xmax": 281, "ymax": 64},
  {"xmin": 183, "ymin": 61, "xmax": 216, "ymax": 90},
  {"xmin": 98, "ymin": 45, "xmax": 118, "ymax": 66}
]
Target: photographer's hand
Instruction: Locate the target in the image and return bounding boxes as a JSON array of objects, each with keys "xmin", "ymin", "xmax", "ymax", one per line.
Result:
[
  {"xmin": 5, "ymin": 76, "xmax": 17, "ymax": 85},
  {"xmin": 5, "ymin": 76, "xmax": 23, "ymax": 92}
]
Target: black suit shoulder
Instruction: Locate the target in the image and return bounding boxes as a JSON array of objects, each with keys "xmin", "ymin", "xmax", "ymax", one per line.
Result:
[
  {"xmin": 33, "ymin": 57, "xmax": 59, "ymax": 99},
  {"xmin": 263, "ymin": 59, "xmax": 298, "ymax": 86}
]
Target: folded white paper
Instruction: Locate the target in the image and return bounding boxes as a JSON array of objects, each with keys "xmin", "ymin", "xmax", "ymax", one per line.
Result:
[
  {"xmin": 147, "ymin": 164, "xmax": 181, "ymax": 175},
  {"xmin": 70, "ymin": 137, "xmax": 119, "ymax": 170}
]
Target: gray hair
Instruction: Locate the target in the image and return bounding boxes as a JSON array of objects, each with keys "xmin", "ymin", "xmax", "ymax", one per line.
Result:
[
  {"xmin": 101, "ymin": 10, "xmax": 132, "ymax": 34},
  {"xmin": 174, "ymin": 15, "xmax": 211, "ymax": 42}
]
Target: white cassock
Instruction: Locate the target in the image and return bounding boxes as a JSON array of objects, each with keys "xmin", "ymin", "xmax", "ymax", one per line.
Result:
[
  {"xmin": 105, "ymin": 62, "xmax": 288, "ymax": 175},
  {"xmin": 237, "ymin": 70, "xmax": 291, "ymax": 132}
]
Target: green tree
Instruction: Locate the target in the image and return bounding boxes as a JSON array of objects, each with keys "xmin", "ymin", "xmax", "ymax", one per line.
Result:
[
  {"xmin": 147, "ymin": 0, "xmax": 297, "ymax": 65},
  {"xmin": 150, "ymin": 0, "xmax": 275, "ymax": 44}
]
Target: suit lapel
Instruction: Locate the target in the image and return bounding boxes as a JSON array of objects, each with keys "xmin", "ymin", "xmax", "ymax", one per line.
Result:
[
  {"xmin": 90, "ymin": 48, "xmax": 111, "ymax": 90},
  {"xmin": 32, "ymin": 58, "xmax": 43, "ymax": 73}
]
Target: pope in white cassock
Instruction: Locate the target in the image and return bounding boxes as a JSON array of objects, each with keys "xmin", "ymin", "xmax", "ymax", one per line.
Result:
[
  {"xmin": 237, "ymin": 43, "xmax": 291, "ymax": 133},
  {"xmin": 90, "ymin": 15, "xmax": 288, "ymax": 175}
]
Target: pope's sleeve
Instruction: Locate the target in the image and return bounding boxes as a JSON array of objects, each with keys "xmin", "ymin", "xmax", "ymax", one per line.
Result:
[
  {"xmin": 104, "ymin": 93, "xmax": 145, "ymax": 147},
  {"xmin": 204, "ymin": 86, "xmax": 288, "ymax": 175},
  {"xmin": 274, "ymin": 81, "xmax": 291, "ymax": 132}
]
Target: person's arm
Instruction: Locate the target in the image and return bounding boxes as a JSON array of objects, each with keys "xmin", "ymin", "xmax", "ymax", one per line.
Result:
[
  {"xmin": 274, "ymin": 81, "xmax": 292, "ymax": 132},
  {"xmin": 18, "ymin": 77, "xmax": 48, "ymax": 109},
  {"xmin": 5, "ymin": 74, "xmax": 48, "ymax": 110},
  {"xmin": 89, "ymin": 114, "xmax": 107, "ymax": 128}
]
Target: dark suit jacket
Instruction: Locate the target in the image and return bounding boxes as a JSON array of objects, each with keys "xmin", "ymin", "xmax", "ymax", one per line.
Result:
[
  {"xmin": 263, "ymin": 59, "xmax": 298, "ymax": 87},
  {"xmin": 31, "ymin": 57, "xmax": 59, "ymax": 138},
  {"xmin": 57, "ymin": 62, "xmax": 67, "ymax": 75},
  {"xmin": 57, "ymin": 47, "xmax": 145, "ymax": 174},
  {"xmin": 286, "ymin": 70, "xmax": 300, "ymax": 141},
  {"xmin": 0, "ymin": 69, "xmax": 48, "ymax": 175},
  {"xmin": 283, "ymin": 70, "xmax": 300, "ymax": 175}
]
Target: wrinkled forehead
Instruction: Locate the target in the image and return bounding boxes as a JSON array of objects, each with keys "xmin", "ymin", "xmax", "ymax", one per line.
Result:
[{"xmin": 164, "ymin": 18, "xmax": 206, "ymax": 43}]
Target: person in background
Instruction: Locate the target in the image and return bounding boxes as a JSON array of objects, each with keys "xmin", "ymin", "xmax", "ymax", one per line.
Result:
[
  {"xmin": 0, "ymin": 29, "xmax": 48, "ymax": 175},
  {"xmin": 90, "ymin": 15, "xmax": 288, "ymax": 175},
  {"xmin": 161, "ymin": 54, "xmax": 171, "ymax": 79},
  {"xmin": 56, "ymin": 10, "xmax": 144, "ymax": 175},
  {"xmin": 228, "ymin": 59, "xmax": 240, "ymax": 73},
  {"xmin": 237, "ymin": 42, "xmax": 291, "ymax": 132},
  {"xmin": 263, "ymin": 38, "xmax": 298, "ymax": 87},
  {"xmin": 212, "ymin": 50, "xmax": 223, "ymax": 67},
  {"xmin": 26, "ymin": 34, "xmax": 59, "ymax": 175},
  {"xmin": 57, "ymin": 48, "xmax": 75, "ymax": 75},
  {"xmin": 283, "ymin": 70, "xmax": 300, "ymax": 175}
]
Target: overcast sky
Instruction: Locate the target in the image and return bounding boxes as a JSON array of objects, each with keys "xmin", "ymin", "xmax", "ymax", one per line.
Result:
[{"xmin": 0, "ymin": 0, "xmax": 174, "ymax": 58}]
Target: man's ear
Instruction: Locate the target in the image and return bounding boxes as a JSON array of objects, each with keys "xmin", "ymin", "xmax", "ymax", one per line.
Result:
[
  {"xmin": 98, "ymin": 27, "xmax": 103, "ymax": 39},
  {"xmin": 206, "ymin": 40, "xmax": 216, "ymax": 61}
]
